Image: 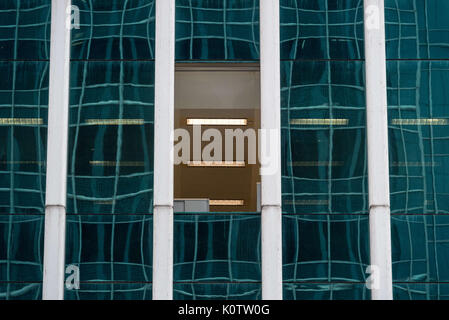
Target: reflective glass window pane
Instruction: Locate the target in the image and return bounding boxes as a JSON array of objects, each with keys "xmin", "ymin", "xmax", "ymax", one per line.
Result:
[
  {"xmin": 174, "ymin": 282, "xmax": 261, "ymax": 300},
  {"xmin": 281, "ymin": 61, "xmax": 368, "ymax": 215},
  {"xmin": 68, "ymin": 61, "xmax": 154, "ymax": 215},
  {"xmin": 280, "ymin": 0, "xmax": 364, "ymax": 60},
  {"xmin": 385, "ymin": 0, "xmax": 449, "ymax": 59},
  {"xmin": 67, "ymin": 17, "xmax": 155, "ymax": 297},
  {"xmin": 388, "ymin": 61, "xmax": 449, "ymax": 215},
  {"xmin": 175, "ymin": 0, "xmax": 259, "ymax": 61},
  {"xmin": 174, "ymin": 213, "xmax": 261, "ymax": 300},
  {"xmin": 0, "ymin": 0, "xmax": 49, "ymax": 300},
  {"xmin": 280, "ymin": 0, "xmax": 368, "ymax": 298},
  {"xmin": 0, "ymin": 0, "xmax": 51, "ymax": 60},
  {"xmin": 64, "ymin": 215, "xmax": 153, "ymax": 300},
  {"xmin": 283, "ymin": 215, "xmax": 370, "ymax": 300},
  {"xmin": 71, "ymin": 0, "xmax": 155, "ymax": 60},
  {"xmin": 388, "ymin": 58, "xmax": 449, "ymax": 299}
]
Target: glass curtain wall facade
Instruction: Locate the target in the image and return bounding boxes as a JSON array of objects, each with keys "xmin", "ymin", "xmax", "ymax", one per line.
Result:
[
  {"xmin": 385, "ymin": 0, "xmax": 449, "ymax": 299},
  {"xmin": 65, "ymin": 0, "xmax": 156, "ymax": 299},
  {"xmin": 0, "ymin": 0, "xmax": 449, "ymax": 300},
  {"xmin": 0, "ymin": 0, "xmax": 50, "ymax": 299},
  {"xmin": 280, "ymin": 0, "xmax": 369, "ymax": 299},
  {"xmin": 174, "ymin": 0, "xmax": 262, "ymax": 300}
]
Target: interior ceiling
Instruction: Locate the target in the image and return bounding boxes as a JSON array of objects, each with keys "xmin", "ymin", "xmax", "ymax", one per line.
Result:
[
  {"xmin": 174, "ymin": 64, "xmax": 261, "ymax": 212},
  {"xmin": 175, "ymin": 64, "xmax": 260, "ymax": 110}
]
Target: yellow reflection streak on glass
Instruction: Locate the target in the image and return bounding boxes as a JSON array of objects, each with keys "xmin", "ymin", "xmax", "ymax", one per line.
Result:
[
  {"xmin": 0, "ymin": 118, "xmax": 43, "ymax": 125},
  {"xmin": 89, "ymin": 161, "xmax": 145, "ymax": 167},
  {"xmin": 392, "ymin": 118, "xmax": 448, "ymax": 125},
  {"xmin": 290, "ymin": 119, "xmax": 348, "ymax": 125},
  {"xmin": 85, "ymin": 119, "xmax": 145, "ymax": 125}
]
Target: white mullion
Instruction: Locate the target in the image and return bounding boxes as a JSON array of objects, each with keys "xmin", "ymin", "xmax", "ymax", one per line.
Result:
[
  {"xmin": 152, "ymin": 0, "xmax": 175, "ymax": 300},
  {"xmin": 260, "ymin": 0, "xmax": 283, "ymax": 300},
  {"xmin": 364, "ymin": 0, "xmax": 393, "ymax": 300},
  {"xmin": 43, "ymin": 0, "xmax": 72, "ymax": 300}
]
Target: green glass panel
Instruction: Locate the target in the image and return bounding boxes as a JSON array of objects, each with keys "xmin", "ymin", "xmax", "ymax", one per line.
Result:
[
  {"xmin": 280, "ymin": 0, "xmax": 364, "ymax": 60},
  {"xmin": 67, "ymin": 61, "xmax": 154, "ymax": 214},
  {"xmin": 280, "ymin": 10, "xmax": 368, "ymax": 296},
  {"xmin": 394, "ymin": 283, "xmax": 449, "ymax": 300},
  {"xmin": 281, "ymin": 60, "xmax": 368, "ymax": 215},
  {"xmin": 64, "ymin": 214, "xmax": 152, "ymax": 300},
  {"xmin": 174, "ymin": 282, "xmax": 261, "ymax": 300},
  {"xmin": 283, "ymin": 214, "xmax": 370, "ymax": 281},
  {"xmin": 0, "ymin": 0, "xmax": 51, "ymax": 60},
  {"xmin": 392, "ymin": 215, "xmax": 449, "ymax": 286},
  {"xmin": 388, "ymin": 61, "xmax": 449, "ymax": 215},
  {"xmin": 0, "ymin": 282, "xmax": 42, "ymax": 300},
  {"xmin": 0, "ymin": 0, "xmax": 49, "ymax": 300},
  {"xmin": 284, "ymin": 283, "xmax": 370, "ymax": 300},
  {"xmin": 65, "ymin": 282, "xmax": 152, "ymax": 300},
  {"xmin": 385, "ymin": 0, "xmax": 449, "ymax": 59},
  {"xmin": 67, "ymin": 53, "xmax": 154, "ymax": 299},
  {"xmin": 71, "ymin": 0, "xmax": 155, "ymax": 60},
  {"xmin": 175, "ymin": 0, "xmax": 259, "ymax": 61},
  {"xmin": 0, "ymin": 215, "xmax": 44, "ymax": 299},
  {"xmin": 173, "ymin": 213, "xmax": 261, "ymax": 300},
  {"xmin": 283, "ymin": 215, "xmax": 370, "ymax": 300},
  {"xmin": 387, "ymin": 2, "xmax": 449, "ymax": 300}
]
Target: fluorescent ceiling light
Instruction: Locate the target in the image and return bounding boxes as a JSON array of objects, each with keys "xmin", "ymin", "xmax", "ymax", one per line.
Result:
[
  {"xmin": 186, "ymin": 118, "xmax": 248, "ymax": 126},
  {"xmin": 290, "ymin": 119, "xmax": 348, "ymax": 125},
  {"xmin": 209, "ymin": 200, "xmax": 245, "ymax": 206},
  {"xmin": 187, "ymin": 161, "xmax": 245, "ymax": 167}
]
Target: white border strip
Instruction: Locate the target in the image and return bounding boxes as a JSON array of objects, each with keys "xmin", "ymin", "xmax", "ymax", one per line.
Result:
[
  {"xmin": 260, "ymin": 0, "xmax": 283, "ymax": 300},
  {"xmin": 153, "ymin": 0, "xmax": 175, "ymax": 300},
  {"xmin": 42, "ymin": 0, "xmax": 72, "ymax": 300},
  {"xmin": 364, "ymin": 0, "xmax": 393, "ymax": 300}
]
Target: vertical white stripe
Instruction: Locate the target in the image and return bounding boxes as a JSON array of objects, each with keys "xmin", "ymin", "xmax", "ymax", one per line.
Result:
[
  {"xmin": 364, "ymin": 0, "xmax": 393, "ymax": 300},
  {"xmin": 260, "ymin": 0, "xmax": 283, "ymax": 300},
  {"xmin": 43, "ymin": 0, "xmax": 72, "ymax": 300},
  {"xmin": 153, "ymin": 0, "xmax": 175, "ymax": 300}
]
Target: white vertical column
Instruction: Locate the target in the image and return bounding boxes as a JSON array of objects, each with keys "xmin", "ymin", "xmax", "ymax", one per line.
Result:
[
  {"xmin": 260, "ymin": 0, "xmax": 283, "ymax": 300},
  {"xmin": 43, "ymin": 0, "xmax": 72, "ymax": 300},
  {"xmin": 364, "ymin": 0, "xmax": 393, "ymax": 300},
  {"xmin": 153, "ymin": 0, "xmax": 175, "ymax": 300}
]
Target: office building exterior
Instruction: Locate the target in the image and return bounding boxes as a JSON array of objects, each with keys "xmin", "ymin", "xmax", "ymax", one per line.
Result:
[{"xmin": 1, "ymin": 0, "xmax": 449, "ymax": 300}]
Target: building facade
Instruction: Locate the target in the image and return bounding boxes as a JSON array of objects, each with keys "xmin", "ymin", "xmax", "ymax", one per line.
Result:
[{"xmin": 1, "ymin": 0, "xmax": 449, "ymax": 300}]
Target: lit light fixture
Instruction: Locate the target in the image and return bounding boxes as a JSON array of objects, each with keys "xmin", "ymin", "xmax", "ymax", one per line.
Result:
[
  {"xmin": 392, "ymin": 118, "xmax": 448, "ymax": 125},
  {"xmin": 290, "ymin": 119, "xmax": 348, "ymax": 125},
  {"xmin": 187, "ymin": 161, "xmax": 245, "ymax": 167},
  {"xmin": 209, "ymin": 200, "xmax": 244, "ymax": 206},
  {"xmin": 186, "ymin": 118, "xmax": 248, "ymax": 126}
]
